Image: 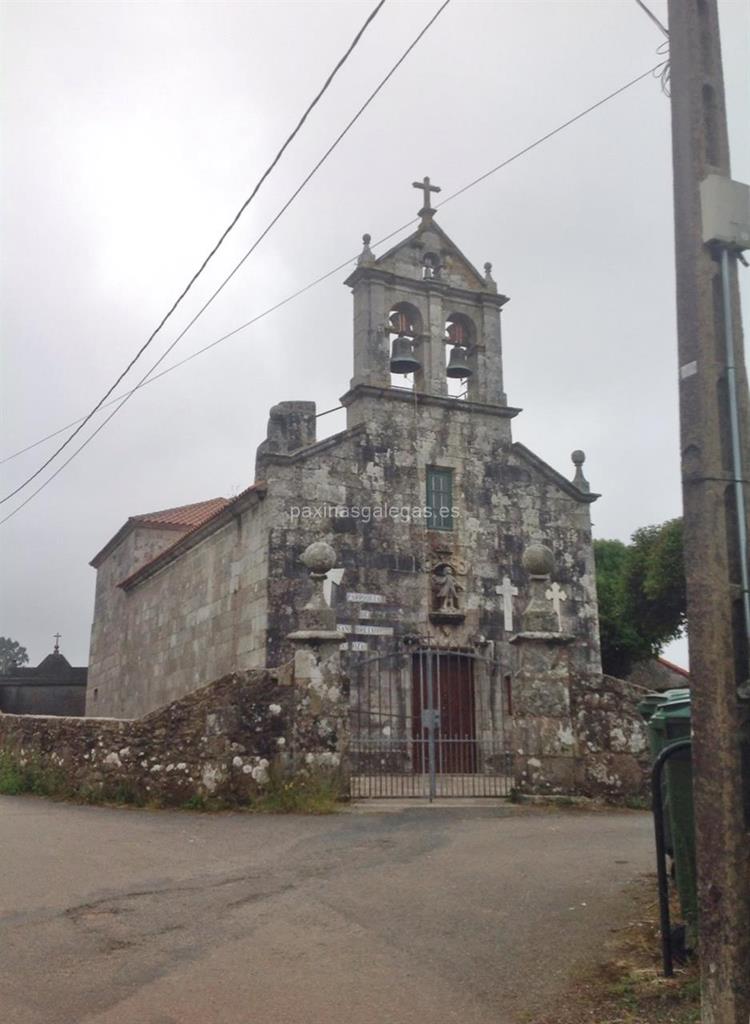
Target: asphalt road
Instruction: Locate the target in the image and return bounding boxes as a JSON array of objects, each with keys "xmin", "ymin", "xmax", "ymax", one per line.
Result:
[{"xmin": 0, "ymin": 797, "xmax": 653, "ymax": 1024}]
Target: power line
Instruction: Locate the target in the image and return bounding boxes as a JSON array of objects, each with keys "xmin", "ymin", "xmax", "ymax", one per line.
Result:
[
  {"xmin": 1, "ymin": 58, "xmax": 665, "ymax": 485},
  {"xmin": 436, "ymin": 62, "xmax": 667, "ymax": 208},
  {"xmin": 633, "ymin": 1, "xmax": 670, "ymax": 96},
  {"xmin": 634, "ymin": 0, "xmax": 669, "ymax": 38},
  {"xmin": 0, "ymin": 0, "xmax": 452, "ymax": 527},
  {"xmin": 0, "ymin": 0, "xmax": 387, "ymax": 506}
]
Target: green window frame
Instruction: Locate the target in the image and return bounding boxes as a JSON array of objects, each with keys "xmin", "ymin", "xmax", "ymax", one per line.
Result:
[{"xmin": 426, "ymin": 466, "xmax": 453, "ymax": 530}]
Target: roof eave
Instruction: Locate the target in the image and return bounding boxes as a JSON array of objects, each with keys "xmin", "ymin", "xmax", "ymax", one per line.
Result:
[
  {"xmin": 118, "ymin": 483, "xmax": 267, "ymax": 591},
  {"xmin": 89, "ymin": 518, "xmax": 188, "ymax": 569},
  {"xmin": 511, "ymin": 442, "xmax": 600, "ymax": 504}
]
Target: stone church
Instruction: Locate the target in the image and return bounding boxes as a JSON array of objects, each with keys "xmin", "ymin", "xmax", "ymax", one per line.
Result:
[{"xmin": 87, "ymin": 179, "xmax": 606, "ymax": 792}]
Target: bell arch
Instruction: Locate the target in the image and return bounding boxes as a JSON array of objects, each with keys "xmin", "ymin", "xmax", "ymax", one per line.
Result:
[
  {"xmin": 444, "ymin": 312, "xmax": 476, "ymax": 398},
  {"xmin": 445, "ymin": 312, "xmax": 476, "ymax": 347},
  {"xmin": 421, "ymin": 251, "xmax": 441, "ymax": 280},
  {"xmin": 388, "ymin": 301, "xmax": 423, "ymax": 388},
  {"xmin": 389, "ymin": 301, "xmax": 422, "ymax": 339}
]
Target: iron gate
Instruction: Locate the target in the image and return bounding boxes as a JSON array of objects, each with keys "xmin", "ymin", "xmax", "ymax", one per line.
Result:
[{"xmin": 348, "ymin": 645, "xmax": 512, "ymax": 799}]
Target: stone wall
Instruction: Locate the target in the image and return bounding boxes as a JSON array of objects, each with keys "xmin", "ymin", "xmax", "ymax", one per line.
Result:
[
  {"xmin": 0, "ymin": 656, "xmax": 649, "ymax": 802},
  {"xmin": 510, "ymin": 635, "xmax": 578, "ymax": 794},
  {"xmin": 88, "ymin": 497, "xmax": 270, "ymax": 719},
  {"xmin": 262, "ymin": 391, "xmax": 601, "ymax": 688},
  {"xmin": 628, "ymin": 657, "xmax": 690, "ymax": 692},
  {"xmin": 507, "ymin": 627, "xmax": 650, "ymax": 801},
  {"xmin": 572, "ymin": 674, "xmax": 650, "ymax": 798},
  {"xmin": 0, "ymin": 666, "xmax": 345, "ymax": 806},
  {"xmin": 88, "ymin": 522, "xmax": 188, "ymax": 709}
]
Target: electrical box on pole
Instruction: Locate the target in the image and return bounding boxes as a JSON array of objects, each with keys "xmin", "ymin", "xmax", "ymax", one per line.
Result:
[{"xmin": 700, "ymin": 174, "xmax": 750, "ymax": 249}]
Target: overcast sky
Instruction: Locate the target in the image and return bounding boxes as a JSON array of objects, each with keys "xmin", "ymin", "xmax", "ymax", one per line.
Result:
[{"xmin": 1, "ymin": 0, "xmax": 748, "ymax": 669}]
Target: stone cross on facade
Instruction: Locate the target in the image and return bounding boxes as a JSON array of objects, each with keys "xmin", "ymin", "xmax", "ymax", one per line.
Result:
[
  {"xmin": 496, "ymin": 575, "xmax": 519, "ymax": 633},
  {"xmin": 412, "ymin": 176, "xmax": 441, "ymax": 217},
  {"xmin": 545, "ymin": 582, "xmax": 567, "ymax": 630}
]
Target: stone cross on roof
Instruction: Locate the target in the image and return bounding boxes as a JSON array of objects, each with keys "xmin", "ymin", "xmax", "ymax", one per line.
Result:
[
  {"xmin": 53, "ymin": 632, "xmax": 61, "ymax": 653},
  {"xmin": 412, "ymin": 176, "xmax": 441, "ymax": 221}
]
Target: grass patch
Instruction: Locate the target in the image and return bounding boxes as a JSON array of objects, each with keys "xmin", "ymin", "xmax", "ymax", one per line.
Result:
[
  {"xmin": 0, "ymin": 750, "xmax": 70, "ymax": 798},
  {"xmin": 178, "ymin": 762, "xmax": 346, "ymax": 814},
  {"xmin": 530, "ymin": 878, "xmax": 700, "ymax": 1023},
  {"xmin": 251, "ymin": 763, "xmax": 344, "ymax": 814},
  {"xmin": 0, "ymin": 750, "xmax": 148, "ymax": 806},
  {"xmin": 621, "ymin": 794, "xmax": 651, "ymax": 811},
  {"xmin": 78, "ymin": 781, "xmax": 148, "ymax": 807}
]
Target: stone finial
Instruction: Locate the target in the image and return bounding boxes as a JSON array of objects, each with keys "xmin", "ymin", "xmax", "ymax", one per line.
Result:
[
  {"xmin": 357, "ymin": 233, "xmax": 375, "ymax": 265},
  {"xmin": 571, "ymin": 450, "xmax": 590, "ymax": 493},
  {"xmin": 297, "ymin": 542, "xmax": 338, "ymax": 631},
  {"xmin": 484, "ymin": 261, "xmax": 495, "ymax": 283},
  {"xmin": 300, "ymin": 541, "xmax": 336, "ymax": 579},
  {"xmin": 520, "ymin": 541, "xmax": 558, "ymax": 632},
  {"xmin": 521, "ymin": 541, "xmax": 555, "ymax": 579}
]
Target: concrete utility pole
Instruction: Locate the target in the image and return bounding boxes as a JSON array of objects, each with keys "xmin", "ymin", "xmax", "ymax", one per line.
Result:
[{"xmin": 667, "ymin": 1, "xmax": 750, "ymax": 1021}]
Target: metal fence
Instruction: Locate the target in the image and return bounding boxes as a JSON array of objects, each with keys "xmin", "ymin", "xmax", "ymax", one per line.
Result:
[{"xmin": 348, "ymin": 645, "xmax": 511, "ymax": 799}]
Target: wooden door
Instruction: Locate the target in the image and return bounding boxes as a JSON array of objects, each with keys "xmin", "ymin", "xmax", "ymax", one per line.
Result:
[{"xmin": 412, "ymin": 653, "xmax": 477, "ymax": 773}]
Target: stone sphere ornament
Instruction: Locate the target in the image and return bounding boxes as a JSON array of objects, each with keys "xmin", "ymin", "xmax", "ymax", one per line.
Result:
[
  {"xmin": 571, "ymin": 450, "xmax": 586, "ymax": 467},
  {"xmin": 300, "ymin": 541, "xmax": 337, "ymax": 578},
  {"xmin": 522, "ymin": 541, "xmax": 555, "ymax": 578}
]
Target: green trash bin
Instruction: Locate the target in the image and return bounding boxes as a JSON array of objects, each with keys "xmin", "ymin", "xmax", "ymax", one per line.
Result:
[
  {"xmin": 641, "ymin": 692, "xmax": 676, "ymax": 856},
  {"xmin": 649, "ymin": 695, "xmax": 696, "ymax": 943},
  {"xmin": 640, "ymin": 689, "xmax": 690, "ymax": 753},
  {"xmin": 637, "ymin": 692, "xmax": 667, "ymax": 727},
  {"xmin": 640, "ymin": 692, "xmax": 676, "ymax": 861},
  {"xmin": 639, "ymin": 691, "xmax": 689, "ymax": 845}
]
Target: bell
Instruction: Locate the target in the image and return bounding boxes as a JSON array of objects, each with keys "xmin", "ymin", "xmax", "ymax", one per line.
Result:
[
  {"xmin": 446, "ymin": 344, "xmax": 472, "ymax": 379},
  {"xmin": 390, "ymin": 335, "xmax": 421, "ymax": 375}
]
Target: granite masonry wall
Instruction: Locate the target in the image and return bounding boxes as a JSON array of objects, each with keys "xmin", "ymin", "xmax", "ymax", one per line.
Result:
[
  {"xmin": 260, "ymin": 391, "xmax": 601, "ymax": 688},
  {"xmin": 509, "ymin": 632, "xmax": 649, "ymax": 799},
  {"xmin": 88, "ymin": 499, "xmax": 270, "ymax": 719},
  {"xmin": 1, "ymin": 665, "xmax": 346, "ymax": 805},
  {"xmin": 572, "ymin": 674, "xmax": 651, "ymax": 798},
  {"xmin": 88, "ymin": 524, "xmax": 188, "ymax": 707},
  {"xmin": 1, "ymin": 657, "xmax": 648, "ymax": 801}
]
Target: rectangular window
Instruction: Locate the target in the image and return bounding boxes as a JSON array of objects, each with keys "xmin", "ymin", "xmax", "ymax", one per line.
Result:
[{"xmin": 426, "ymin": 466, "xmax": 453, "ymax": 530}]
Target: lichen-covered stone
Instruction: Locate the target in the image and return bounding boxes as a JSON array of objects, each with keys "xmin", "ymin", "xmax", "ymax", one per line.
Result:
[{"xmin": 0, "ymin": 670, "xmax": 291, "ymax": 805}]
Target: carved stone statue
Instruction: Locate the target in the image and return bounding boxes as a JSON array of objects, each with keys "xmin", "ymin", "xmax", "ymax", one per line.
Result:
[{"xmin": 433, "ymin": 564, "xmax": 463, "ymax": 612}]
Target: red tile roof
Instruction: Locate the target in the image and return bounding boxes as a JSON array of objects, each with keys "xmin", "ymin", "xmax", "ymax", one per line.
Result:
[
  {"xmin": 656, "ymin": 656, "xmax": 690, "ymax": 679},
  {"xmin": 131, "ymin": 497, "xmax": 230, "ymax": 530},
  {"xmin": 117, "ymin": 482, "xmax": 266, "ymax": 590},
  {"xmin": 90, "ymin": 497, "xmax": 229, "ymax": 567}
]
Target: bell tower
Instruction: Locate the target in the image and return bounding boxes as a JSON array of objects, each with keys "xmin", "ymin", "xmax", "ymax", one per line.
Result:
[{"xmin": 343, "ymin": 177, "xmax": 511, "ymax": 408}]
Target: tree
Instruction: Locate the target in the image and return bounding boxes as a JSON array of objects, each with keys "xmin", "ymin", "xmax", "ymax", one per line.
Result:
[
  {"xmin": 594, "ymin": 518, "xmax": 686, "ymax": 677},
  {"xmin": 626, "ymin": 519, "xmax": 687, "ymax": 651},
  {"xmin": 0, "ymin": 637, "xmax": 29, "ymax": 674}
]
